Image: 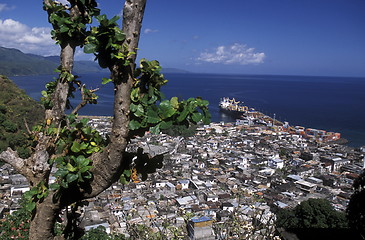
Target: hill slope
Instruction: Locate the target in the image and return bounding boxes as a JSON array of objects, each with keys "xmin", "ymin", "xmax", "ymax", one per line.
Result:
[
  {"xmin": 0, "ymin": 46, "xmax": 190, "ymax": 76},
  {"xmin": 0, "ymin": 75, "xmax": 44, "ymax": 158},
  {"xmin": 0, "ymin": 46, "xmax": 105, "ymax": 76}
]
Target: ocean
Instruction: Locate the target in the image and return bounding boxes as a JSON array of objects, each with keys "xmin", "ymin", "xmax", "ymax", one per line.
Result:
[{"xmin": 11, "ymin": 72, "xmax": 365, "ymax": 148}]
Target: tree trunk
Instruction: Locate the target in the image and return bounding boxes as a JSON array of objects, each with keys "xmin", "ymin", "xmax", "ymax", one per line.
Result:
[
  {"xmin": 29, "ymin": 194, "xmax": 62, "ymax": 240},
  {"xmin": 28, "ymin": 1, "xmax": 79, "ymax": 240},
  {"xmin": 76, "ymin": 0, "xmax": 147, "ymax": 199}
]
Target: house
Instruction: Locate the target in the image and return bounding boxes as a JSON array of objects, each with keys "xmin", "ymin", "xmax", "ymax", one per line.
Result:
[
  {"xmin": 295, "ymin": 180, "xmax": 317, "ymax": 193},
  {"xmin": 222, "ymin": 202, "xmax": 234, "ymax": 212},
  {"xmin": 216, "ymin": 210, "xmax": 231, "ymax": 222},
  {"xmin": 268, "ymin": 157, "xmax": 284, "ymax": 169},
  {"xmin": 204, "ymin": 193, "xmax": 219, "ymax": 202},
  {"xmin": 187, "ymin": 216, "xmax": 214, "ymax": 240},
  {"xmin": 176, "ymin": 195, "xmax": 198, "ymax": 207},
  {"xmin": 179, "ymin": 179, "xmax": 190, "ymax": 190},
  {"xmin": 331, "ymin": 158, "xmax": 350, "ymax": 172}
]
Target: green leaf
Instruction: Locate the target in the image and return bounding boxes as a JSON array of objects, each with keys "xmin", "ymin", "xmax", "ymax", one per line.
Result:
[
  {"xmin": 67, "ymin": 114, "xmax": 77, "ymax": 123},
  {"xmin": 66, "ymin": 163, "xmax": 77, "ymax": 172},
  {"xmin": 60, "ymin": 26, "xmax": 69, "ymax": 33},
  {"xmin": 159, "ymin": 100, "xmax": 176, "ymax": 119},
  {"xmin": 102, "ymin": 77, "xmax": 112, "ymax": 84},
  {"xmin": 109, "ymin": 15, "xmax": 120, "ymax": 25},
  {"xmin": 130, "ymin": 88, "xmax": 140, "ymax": 102},
  {"xmin": 134, "ymin": 104, "xmax": 145, "ymax": 117},
  {"xmin": 114, "ymin": 27, "xmax": 125, "ymax": 42},
  {"xmin": 123, "ymin": 169, "xmax": 132, "ymax": 178},
  {"xmin": 66, "ymin": 173, "xmax": 78, "ymax": 183},
  {"xmin": 49, "ymin": 183, "xmax": 60, "ymax": 191},
  {"xmin": 75, "ymin": 155, "xmax": 89, "ymax": 167},
  {"xmin": 150, "ymin": 125, "xmax": 160, "ymax": 135},
  {"xmin": 80, "ymin": 166, "xmax": 92, "ymax": 173},
  {"xmin": 55, "ymin": 169, "xmax": 68, "ymax": 178},
  {"xmin": 25, "ymin": 202, "xmax": 36, "ymax": 212},
  {"xmin": 170, "ymin": 97, "xmax": 179, "ymax": 109},
  {"xmin": 84, "ymin": 43, "xmax": 97, "ymax": 54},
  {"xmin": 80, "ymin": 118, "xmax": 89, "ymax": 125},
  {"xmin": 71, "ymin": 141, "xmax": 81, "ymax": 153},
  {"xmin": 177, "ymin": 108, "xmax": 189, "ymax": 122},
  {"xmin": 80, "ymin": 142, "xmax": 89, "ymax": 150},
  {"xmin": 83, "ymin": 171, "xmax": 92, "ymax": 179},
  {"xmin": 60, "ymin": 180, "xmax": 69, "ymax": 188},
  {"xmin": 129, "ymin": 120, "xmax": 141, "ymax": 130},
  {"xmin": 192, "ymin": 112, "xmax": 203, "ymax": 123},
  {"xmin": 23, "ymin": 190, "xmax": 35, "ymax": 201},
  {"xmin": 147, "ymin": 109, "xmax": 161, "ymax": 124},
  {"xmin": 159, "ymin": 120, "xmax": 173, "ymax": 130},
  {"xmin": 147, "ymin": 95, "xmax": 158, "ymax": 104},
  {"xmin": 120, "ymin": 175, "xmax": 128, "ymax": 185}
]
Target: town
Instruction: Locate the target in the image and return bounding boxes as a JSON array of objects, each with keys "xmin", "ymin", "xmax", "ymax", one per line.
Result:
[{"xmin": 1, "ymin": 115, "xmax": 364, "ymax": 239}]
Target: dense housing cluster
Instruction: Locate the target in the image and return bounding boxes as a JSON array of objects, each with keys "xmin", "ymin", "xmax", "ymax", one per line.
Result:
[{"xmin": 1, "ymin": 116, "xmax": 363, "ymax": 239}]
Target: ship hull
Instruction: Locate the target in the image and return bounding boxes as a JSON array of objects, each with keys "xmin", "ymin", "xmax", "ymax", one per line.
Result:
[{"xmin": 219, "ymin": 107, "xmax": 244, "ymax": 119}]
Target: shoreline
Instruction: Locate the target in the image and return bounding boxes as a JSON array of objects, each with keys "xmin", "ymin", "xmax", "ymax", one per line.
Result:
[{"xmin": 79, "ymin": 113, "xmax": 354, "ymax": 148}]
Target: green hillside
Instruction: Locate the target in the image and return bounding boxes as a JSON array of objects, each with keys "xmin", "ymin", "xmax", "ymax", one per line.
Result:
[
  {"xmin": 0, "ymin": 46, "xmax": 105, "ymax": 76},
  {"xmin": 0, "ymin": 75, "xmax": 44, "ymax": 158},
  {"xmin": 0, "ymin": 47, "xmax": 58, "ymax": 75}
]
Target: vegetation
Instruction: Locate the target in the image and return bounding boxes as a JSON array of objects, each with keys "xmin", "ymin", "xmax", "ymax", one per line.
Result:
[
  {"xmin": 276, "ymin": 198, "xmax": 348, "ymax": 229},
  {"xmin": 347, "ymin": 169, "xmax": 365, "ymax": 238},
  {"xmin": 0, "ymin": 1, "xmax": 210, "ymax": 239},
  {"xmin": 0, "ymin": 198, "xmax": 32, "ymax": 239},
  {"xmin": 0, "ymin": 75, "xmax": 44, "ymax": 159},
  {"xmin": 79, "ymin": 226, "xmax": 125, "ymax": 240},
  {"xmin": 161, "ymin": 124, "xmax": 198, "ymax": 137},
  {"xmin": 0, "ymin": 46, "xmax": 105, "ymax": 76}
]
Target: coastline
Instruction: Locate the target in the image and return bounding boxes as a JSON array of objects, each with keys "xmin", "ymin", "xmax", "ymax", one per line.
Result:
[{"xmin": 11, "ymin": 73, "xmax": 365, "ymax": 147}]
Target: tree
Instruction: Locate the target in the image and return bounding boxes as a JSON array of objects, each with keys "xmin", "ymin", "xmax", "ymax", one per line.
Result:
[
  {"xmin": 0, "ymin": 1, "xmax": 210, "ymax": 239},
  {"xmin": 276, "ymin": 198, "xmax": 348, "ymax": 229},
  {"xmin": 0, "ymin": 196, "xmax": 32, "ymax": 239},
  {"xmin": 347, "ymin": 170, "xmax": 365, "ymax": 238}
]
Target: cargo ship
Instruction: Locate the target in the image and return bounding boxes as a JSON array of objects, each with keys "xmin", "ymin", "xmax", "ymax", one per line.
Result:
[{"xmin": 219, "ymin": 97, "xmax": 249, "ymax": 118}]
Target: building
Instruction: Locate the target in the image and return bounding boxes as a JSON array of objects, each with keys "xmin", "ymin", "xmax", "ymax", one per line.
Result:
[{"xmin": 187, "ymin": 216, "xmax": 214, "ymax": 240}]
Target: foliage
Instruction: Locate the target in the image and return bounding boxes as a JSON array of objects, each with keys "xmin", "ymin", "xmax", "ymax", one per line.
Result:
[
  {"xmin": 0, "ymin": 75, "xmax": 44, "ymax": 159},
  {"xmin": 129, "ymin": 59, "xmax": 210, "ymax": 136},
  {"xmin": 347, "ymin": 170, "xmax": 365, "ymax": 237},
  {"xmin": 44, "ymin": 0, "xmax": 100, "ymax": 45},
  {"xmin": 35, "ymin": 114, "xmax": 106, "ymax": 195},
  {"xmin": 84, "ymin": 14, "xmax": 132, "ymax": 69},
  {"xmin": 276, "ymin": 198, "xmax": 348, "ymax": 229},
  {"xmin": 0, "ymin": 46, "xmax": 105, "ymax": 76},
  {"xmin": 0, "ymin": 198, "xmax": 32, "ymax": 239},
  {"xmin": 80, "ymin": 226, "xmax": 126, "ymax": 240},
  {"xmin": 161, "ymin": 124, "xmax": 198, "ymax": 137}
]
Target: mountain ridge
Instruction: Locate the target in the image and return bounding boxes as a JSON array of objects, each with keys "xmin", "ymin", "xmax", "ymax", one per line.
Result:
[{"xmin": 0, "ymin": 46, "xmax": 190, "ymax": 76}]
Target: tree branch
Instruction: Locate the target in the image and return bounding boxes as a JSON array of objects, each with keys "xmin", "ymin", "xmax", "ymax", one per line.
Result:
[
  {"xmin": 76, "ymin": 0, "xmax": 147, "ymax": 199},
  {"xmin": 0, "ymin": 148, "xmax": 26, "ymax": 175},
  {"xmin": 71, "ymin": 85, "xmax": 99, "ymax": 115}
]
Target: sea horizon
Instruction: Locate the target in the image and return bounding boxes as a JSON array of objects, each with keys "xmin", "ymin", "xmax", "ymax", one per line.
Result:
[{"xmin": 10, "ymin": 72, "xmax": 365, "ymax": 148}]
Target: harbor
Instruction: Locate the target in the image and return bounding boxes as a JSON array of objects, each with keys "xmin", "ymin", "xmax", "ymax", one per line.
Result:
[{"xmin": 219, "ymin": 97, "xmax": 343, "ymax": 144}]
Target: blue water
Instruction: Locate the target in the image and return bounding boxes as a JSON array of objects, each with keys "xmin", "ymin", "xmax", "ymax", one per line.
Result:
[{"xmin": 11, "ymin": 73, "xmax": 365, "ymax": 147}]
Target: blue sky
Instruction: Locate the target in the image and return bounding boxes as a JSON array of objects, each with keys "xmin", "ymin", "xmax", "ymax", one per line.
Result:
[{"xmin": 0, "ymin": 0, "xmax": 364, "ymax": 77}]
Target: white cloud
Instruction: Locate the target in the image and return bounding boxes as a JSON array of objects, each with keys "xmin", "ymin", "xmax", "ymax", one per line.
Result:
[
  {"xmin": 0, "ymin": 3, "xmax": 15, "ymax": 12},
  {"xmin": 144, "ymin": 28, "xmax": 159, "ymax": 34},
  {"xmin": 58, "ymin": 0, "xmax": 69, "ymax": 4},
  {"xmin": 197, "ymin": 43, "xmax": 265, "ymax": 65},
  {"xmin": 0, "ymin": 18, "xmax": 59, "ymax": 56},
  {"xmin": 57, "ymin": 0, "xmax": 70, "ymax": 7}
]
